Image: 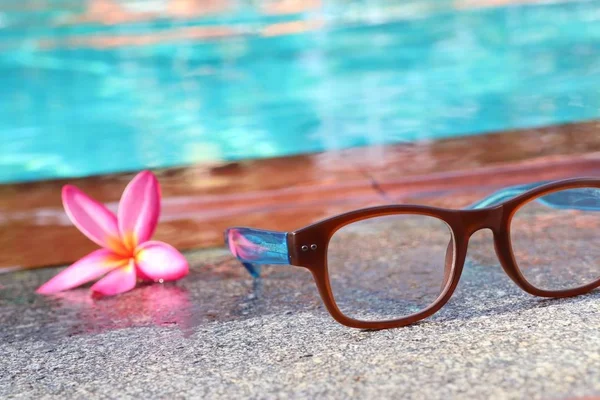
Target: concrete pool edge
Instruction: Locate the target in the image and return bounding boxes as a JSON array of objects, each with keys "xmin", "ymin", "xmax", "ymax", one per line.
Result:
[{"xmin": 1, "ymin": 119, "xmax": 600, "ymax": 270}]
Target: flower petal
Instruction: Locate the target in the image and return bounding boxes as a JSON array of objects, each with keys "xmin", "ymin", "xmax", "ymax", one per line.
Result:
[
  {"xmin": 118, "ymin": 171, "xmax": 160, "ymax": 250},
  {"xmin": 135, "ymin": 241, "xmax": 189, "ymax": 282},
  {"xmin": 62, "ymin": 185, "xmax": 128, "ymax": 255},
  {"xmin": 36, "ymin": 249, "xmax": 126, "ymax": 294},
  {"xmin": 90, "ymin": 261, "xmax": 137, "ymax": 296}
]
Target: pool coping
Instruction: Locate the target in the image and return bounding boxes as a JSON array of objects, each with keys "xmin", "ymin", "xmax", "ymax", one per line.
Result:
[{"xmin": 1, "ymin": 119, "xmax": 600, "ymax": 270}]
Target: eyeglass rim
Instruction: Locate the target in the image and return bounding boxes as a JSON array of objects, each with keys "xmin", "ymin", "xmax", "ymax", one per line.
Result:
[
  {"xmin": 288, "ymin": 177, "xmax": 600, "ymax": 329},
  {"xmin": 506, "ymin": 185, "xmax": 600, "ymax": 292}
]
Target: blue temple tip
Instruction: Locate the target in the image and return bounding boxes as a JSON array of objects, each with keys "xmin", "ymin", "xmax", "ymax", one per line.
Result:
[{"xmin": 242, "ymin": 262, "xmax": 262, "ymax": 278}]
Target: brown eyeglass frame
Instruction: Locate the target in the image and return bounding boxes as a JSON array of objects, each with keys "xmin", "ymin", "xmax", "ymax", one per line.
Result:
[{"xmin": 226, "ymin": 178, "xmax": 600, "ymax": 329}]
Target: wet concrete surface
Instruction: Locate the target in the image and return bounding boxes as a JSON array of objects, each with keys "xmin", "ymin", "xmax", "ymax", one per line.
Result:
[{"xmin": 1, "ymin": 240, "xmax": 600, "ymax": 399}]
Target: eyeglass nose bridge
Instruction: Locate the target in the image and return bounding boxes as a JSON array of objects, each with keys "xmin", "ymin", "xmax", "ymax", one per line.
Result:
[{"xmin": 459, "ymin": 205, "xmax": 505, "ymax": 237}]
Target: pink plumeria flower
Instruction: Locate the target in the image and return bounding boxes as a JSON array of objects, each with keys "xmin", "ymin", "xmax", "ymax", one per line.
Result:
[{"xmin": 37, "ymin": 171, "xmax": 189, "ymax": 296}]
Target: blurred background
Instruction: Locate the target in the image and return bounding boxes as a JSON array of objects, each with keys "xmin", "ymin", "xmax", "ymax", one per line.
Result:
[
  {"xmin": 2, "ymin": 0, "xmax": 600, "ymax": 183},
  {"xmin": 1, "ymin": 0, "xmax": 600, "ymax": 269}
]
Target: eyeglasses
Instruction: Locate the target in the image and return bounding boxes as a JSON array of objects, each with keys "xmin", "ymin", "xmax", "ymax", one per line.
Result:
[{"xmin": 225, "ymin": 178, "xmax": 600, "ymax": 329}]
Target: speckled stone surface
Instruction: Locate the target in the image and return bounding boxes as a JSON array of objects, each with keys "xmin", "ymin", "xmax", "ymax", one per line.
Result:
[{"xmin": 1, "ymin": 239, "xmax": 600, "ymax": 399}]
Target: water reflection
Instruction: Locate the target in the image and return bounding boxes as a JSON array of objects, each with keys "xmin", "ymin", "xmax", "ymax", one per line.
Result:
[
  {"xmin": 0, "ymin": 259, "xmax": 326, "ymax": 342},
  {"xmin": 1, "ymin": 1, "xmax": 600, "ymax": 183},
  {"xmin": 49, "ymin": 283, "xmax": 197, "ymax": 336}
]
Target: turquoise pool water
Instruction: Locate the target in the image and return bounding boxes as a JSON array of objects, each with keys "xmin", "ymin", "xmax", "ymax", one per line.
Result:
[{"xmin": 2, "ymin": 1, "xmax": 600, "ymax": 183}]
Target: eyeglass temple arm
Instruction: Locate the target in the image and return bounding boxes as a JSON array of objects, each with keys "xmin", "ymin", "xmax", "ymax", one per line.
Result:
[
  {"xmin": 467, "ymin": 181, "xmax": 551, "ymax": 209},
  {"xmin": 468, "ymin": 180, "xmax": 600, "ymax": 211},
  {"xmin": 225, "ymin": 227, "xmax": 291, "ymax": 278}
]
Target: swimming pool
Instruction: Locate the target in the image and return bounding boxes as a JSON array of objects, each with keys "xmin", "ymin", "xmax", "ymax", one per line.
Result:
[{"xmin": 1, "ymin": 0, "xmax": 600, "ymax": 183}]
